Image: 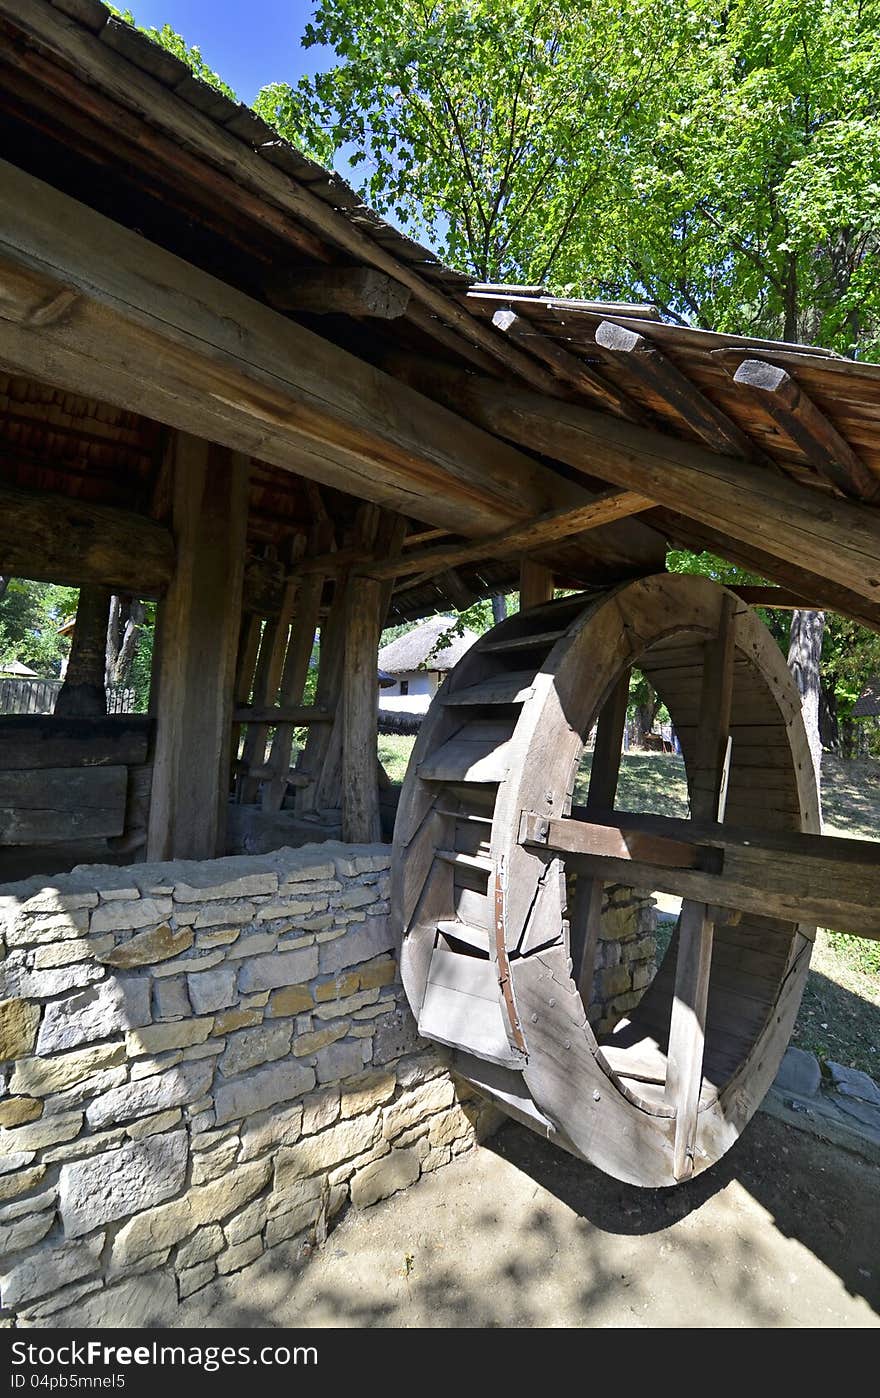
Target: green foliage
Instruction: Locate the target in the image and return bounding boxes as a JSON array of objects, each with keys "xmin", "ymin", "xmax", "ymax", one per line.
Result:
[
  {"xmin": 108, "ymin": 9, "xmax": 237, "ymax": 99},
  {"xmin": 261, "ymin": 0, "xmax": 879, "ymax": 357},
  {"xmin": 256, "ymin": 0, "xmax": 685, "ymax": 279},
  {"xmin": 0, "ymin": 580, "xmax": 77, "ymax": 676}
]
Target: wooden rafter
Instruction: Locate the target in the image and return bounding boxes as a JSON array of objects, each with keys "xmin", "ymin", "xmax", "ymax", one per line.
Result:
[
  {"xmin": 488, "ymin": 308, "xmax": 644, "ymax": 421},
  {"xmin": 729, "ymin": 358, "xmax": 880, "ymax": 502},
  {"xmin": 359, "ymin": 489, "xmax": 653, "ymax": 582},
  {"xmin": 593, "ymin": 320, "xmax": 767, "ymax": 463},
  {"xmin": 0, "ymin": 159, "xmax": 663, "ymax": 581},
  {"xmin": 264, "ymin": 267, "xmax": 411, "ymax": 320},
  {"xmin": 385, "ymin": 359, "xmax": 880, "ymax": 614}
]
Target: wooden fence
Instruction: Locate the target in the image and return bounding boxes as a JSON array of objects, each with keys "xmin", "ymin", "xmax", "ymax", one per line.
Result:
[{"xmin": 0, "ymin": 679, "xmax": 136, "ymax": 715}]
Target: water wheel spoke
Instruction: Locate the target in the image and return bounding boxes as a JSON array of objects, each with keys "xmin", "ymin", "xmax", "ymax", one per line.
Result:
[
  {"xmin": 572, "ymin": 670, "xmax": 630, "ymax": 998},
  {"xmin": 666, "ymin": 593, "xmax": 738, "ymax": 1179}
]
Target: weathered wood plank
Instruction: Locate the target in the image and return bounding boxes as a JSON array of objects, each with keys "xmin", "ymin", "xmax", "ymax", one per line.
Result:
[
  {"xmin": 519, "ymin": 560, "xmax": 554, "ymax": 609},
  {"xmin": 264, "ymin": 267, "xmax": 411, "ymax": 319},
  {"xmin": 341, "ymin": 574, "xmax": 382, "ymax": 842},
  {"xmin": 0, "ymin": 483, "xmax": 173, "ymax": 594},
  {"xmin": 594, "ymin": 319, "xmax": 766, "ymax": 462},
  {"xmin": 571, "ymin": 670, "xmax": 629, "ymax": 999},
  {"xmin": 0, "ymin": 765, "xmax": 127, "ymax": 843},
  {"xmin": 147, "ymin": 434, "xmax": 249, "ymax": 861},
  {"xmin": 0, "ymin": 159, "xmax": 663, "ymax": 580},
  {"xmin": 390, "ymin": 359, "xmax": 880, "ymax": 611},
  {"xmin": 527, "ymin": 810, "xmax": 880, "ymax": 937},
  {"xmin": 233, "ymin": 705, "xmax": 332, "ymax": 725},
  {"xmin": 731, "ymin": 359, "xmax": 880, "ymax": 501},
  {"xmin": 0, "ymin": 715, "xmax": 150, "ymax": 769}
]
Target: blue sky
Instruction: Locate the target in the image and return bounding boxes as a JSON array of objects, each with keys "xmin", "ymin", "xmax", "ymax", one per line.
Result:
[{"xmin": 123, "ymin": 1, "xmax": 328, "ymax": 103}]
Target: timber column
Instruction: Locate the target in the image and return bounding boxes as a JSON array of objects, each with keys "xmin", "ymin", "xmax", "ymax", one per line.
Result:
[{"xmin": 147, "ymin": 433, "xmax": 249, "ymax": 861}]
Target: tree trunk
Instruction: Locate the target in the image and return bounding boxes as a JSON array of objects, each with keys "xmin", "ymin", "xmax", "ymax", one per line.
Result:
[
  {"xmin": 0, "ymin": 576, "xmax": 9, "ymax": 603},
  {"xmin": 55, "ymin": 585, "xmax": 111, "ymax": 717},
  {"xmin": 491, "ymin": 592, "xmax": 507, "ymax": 624},
  {"xmin": 106, "ymin": 596, "xmax": 144, "ymax": 687},
  {"xmin": 819, "ymin": 677, "xmax": 839, "ymax": 753},
  {"xmin": 787, "ymin": 609, "xmax": 825, "ymax": 796}
]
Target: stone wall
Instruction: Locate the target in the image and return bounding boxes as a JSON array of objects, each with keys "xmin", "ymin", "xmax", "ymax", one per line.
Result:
[
  {"xmin": 567, "ymin": 879, "xmax": 658, "ymax": 1035},
  {"xmin": 0, "ymin": 844, "xmax": 500, "ymax": 1326}
]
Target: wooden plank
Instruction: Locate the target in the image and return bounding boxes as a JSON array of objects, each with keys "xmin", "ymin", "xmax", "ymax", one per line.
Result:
[
  {"xmin": 418, "ymin": 735, "xmax": 513, "ymax": 784},
  {"xmin": 390, "ymin": 360, "xmax": 880, "ymax": 612},
  {"xmin": 147, "ymin": 434, "xmax": 249, "ymax": 861},
  {"xmin": 594, "ymin": 320, "xmax": 766, "ymax": 462},
  {"xmin": 0, "ymin": 158, "xmax": 663, "ymax": 580},
  {"xmin": 233, "ymin": 705, "xmax": 332, "ymax": 725},
  {"xmin": 264, "ymin": 267, "xmax": 411, "ymax": 319},
  {"xmin": 730, "ymin": 359, "xmax": 880, "ymax": 502},
  {"xmin": 522, "ymin": 811, "xmax": 718, "ymax": 871},
  {"xmin": 341, "ymin": 574, "xmax": 382, "ymax": 842},
  {"xmin": 519, "ymin": 560, "xmax": 554, "ymax": 609},
  {"xmin": 489, "ymin": 308, "xmax": 644, "ymax": 420},
  {"xmin": 261, "ymin": 572, "xmax": 326, "ymax": 811},
  {"xmin": 443, "ymin": 671, "xmax": 536, "ymax": 707},
  {"xmin": 481, "ymin": 627, "xmax": 567, "ymax": 654},
  {"xmin": 0, "ymin": 483, "xmax": 174, "ymax": 594},
  {"xmin": 731, "ymin": 585, "xmax": 828, "ymax": 610},
  {"xmin": 528, "ymin": 806, "xmax": 880, "ymax": 938},
  {"xmin": 363, "ymin": 491, "xmax": 652, "ymax": 581},
  {"xmin": 0, "ymin": 715, "xmax": 149, "ymax": 769},
  {"xmin": 0, "ymin": 764, "xmax": 126, "ymax": 843}
]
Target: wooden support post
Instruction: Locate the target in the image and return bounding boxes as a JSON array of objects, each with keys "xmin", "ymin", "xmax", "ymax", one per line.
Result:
[
  {"xmin": 54, "ymin": 585, "xmax": 112, "ymax": 718},
  {"xmin": 147, "ymin": 434, "xmax": 249, "ymax": 862},
  {"xmin": 520, "ymin": 560, "xmax": 554, "ymax": 610},
  {"xmin": 342, "ymin": 574, "xmax": 383, "ymax": 843},
  {"xmin": 261, "ymin": 572, "xmax": 325, "ymax": 812},
  {"xmin": 572, "ymin": 672, "xmax": 630, "ymax": 1002},
  {"xmin": 665, "ymin": 593, "xmax": 737, "ymax": 1178}
]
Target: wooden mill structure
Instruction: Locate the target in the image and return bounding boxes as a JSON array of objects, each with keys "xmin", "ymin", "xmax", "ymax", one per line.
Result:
[{"xmin": 2, "ymin": 0, "xmax": 880, "ymax": 1186}]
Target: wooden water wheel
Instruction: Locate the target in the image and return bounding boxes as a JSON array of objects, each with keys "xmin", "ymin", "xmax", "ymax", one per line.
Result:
[{"xmin": 392, "ymin": 573, "xmax": 832, "ymax": 1187}]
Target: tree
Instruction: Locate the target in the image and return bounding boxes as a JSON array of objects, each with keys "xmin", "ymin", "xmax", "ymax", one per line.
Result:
[
  {"xmin": 255, "ymin": 0, "xmax": 684, "ymax": 281},
  {"xmin": 0, "ymin": 579, "xmax": 77, "ymax": 675}
]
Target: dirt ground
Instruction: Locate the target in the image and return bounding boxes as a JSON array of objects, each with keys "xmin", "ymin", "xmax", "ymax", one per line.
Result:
[{"xmin": 166, "ymin": 1114, "xmax": 879, "ymax": 1329}]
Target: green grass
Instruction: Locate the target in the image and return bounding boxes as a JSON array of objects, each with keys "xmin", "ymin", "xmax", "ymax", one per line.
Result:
[{"xmin": 381, "ymin": 733, "xmax": 880, "ymax": 1075}]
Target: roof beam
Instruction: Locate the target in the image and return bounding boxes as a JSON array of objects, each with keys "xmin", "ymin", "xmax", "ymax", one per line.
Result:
[
  {"xmin": 489, "ymin": 309, "xmax": 644, "ymax": 421},
  {"xmin": 0, "ymin": 158, "xmax": 664, "ymax": 582},
  {"xmin": 0, "ymin": 482, "xmax": 173, "ymax": 594},
  {"xmin": 593, "ymin": 320, "xmax": 767, "ymax": 462},
  {"xmin": 386, "ymin": 357, "xmax": 880, "ymax": 617},
  {"xmin": 360, "ymin": 488, "xmax": 653, "ymax": 580},
  {"xmin": 0, "ymin": 0, "xmax": 627, "ymax": 400},
  {"xmin": 729, "ymin": 358, "xmax": 880, "ymax": 502},
  {"xmin": 650, "ymin": 509, "xmax": 880, "ymax": 633},
  {"xmin": 264, "ymin": 267, "xmax": 412, "ymax": 319}
]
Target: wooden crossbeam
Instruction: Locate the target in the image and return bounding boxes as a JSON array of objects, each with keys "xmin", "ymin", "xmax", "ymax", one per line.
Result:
[
  {"xmin": 593, "ymin": 320, "xmax": 766, "ymax": 463},
  {"xmin": 730, "ymin": 359, "xmax": 880, "ymax": 502},
  {"xmin": 0, "ymin": 483, "xmax": 173, "ymax": 594},
  {"xmin": 731, "ymin": 585, "xmax": 828, "ymax": 610},
  {"xmin": 0, "ymin": 159, "xmax": 662, "ymax": 581},
  {"xmin": 521, "ymin": 810, "xmax": 880, "ymax": 940},
  {"xmin": 387, "ymin": 358, "xmax": 880, "ymax": 613},
  {"xmin": 264, "ymin": 267, "xmax": 411, "ymax": 320},
  {"xmin": 361, "ymin": 489, "xmax": 653, "ymax": 581},
  {"xmin": 233, "ymin": 705, "xmax": 332, "ymax": 725}
]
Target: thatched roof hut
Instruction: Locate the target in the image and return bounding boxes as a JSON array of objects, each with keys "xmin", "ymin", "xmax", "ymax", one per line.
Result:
[{"xmin": 378, "ymin": 616, "xmax": 479, "ymax": 677}]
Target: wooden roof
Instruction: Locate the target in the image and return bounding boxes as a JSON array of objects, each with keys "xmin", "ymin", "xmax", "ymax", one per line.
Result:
[{"xmin": 1, "ymin": 0, "xmax": 879, "ymax": 628}]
